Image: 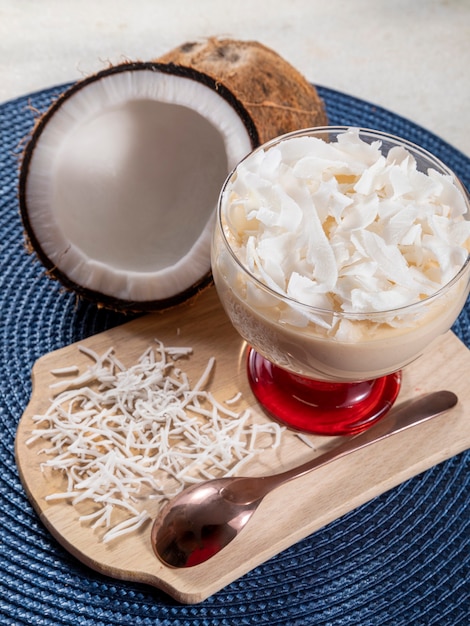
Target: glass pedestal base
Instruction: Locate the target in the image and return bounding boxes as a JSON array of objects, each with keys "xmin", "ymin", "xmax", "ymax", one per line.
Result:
[{"xmin": 247, "ymin": 349, "xmax": 402, "ymax": 436}]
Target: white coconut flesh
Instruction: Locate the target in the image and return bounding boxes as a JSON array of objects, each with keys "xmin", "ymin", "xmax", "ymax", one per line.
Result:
[{"xmin": 23, "ymin": 68, "xmax": 254, "ymax": 306}]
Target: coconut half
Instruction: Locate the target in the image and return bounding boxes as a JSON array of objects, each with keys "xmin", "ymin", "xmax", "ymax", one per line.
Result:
[{"xmin": 19, "ymin": 40, "xmax": 327, "ymax": 312}]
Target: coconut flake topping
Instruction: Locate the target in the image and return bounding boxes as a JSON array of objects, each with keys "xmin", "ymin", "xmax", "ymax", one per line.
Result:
[
  {"xmin": 27, "ymin": 342, "xmax": 283, "ymax": 542},
  {"xmin": 222, "ymin": 129, "xmax": 470, "ymax": 314}
]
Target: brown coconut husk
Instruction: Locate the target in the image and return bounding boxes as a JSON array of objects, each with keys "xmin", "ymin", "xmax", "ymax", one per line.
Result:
[{"xmin": 157, "ymin": 38, "xmax": 328, "ymax": 144}]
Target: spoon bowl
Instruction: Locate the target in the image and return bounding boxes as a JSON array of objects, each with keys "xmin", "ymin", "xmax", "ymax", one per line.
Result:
[{"xmin": 151, "ymin": 390, "xmax": 458, "ymax": 568}]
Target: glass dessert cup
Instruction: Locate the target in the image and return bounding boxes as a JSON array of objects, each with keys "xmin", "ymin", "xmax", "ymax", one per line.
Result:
[{"xmin": 211, "ymin": 127, "xmax": 470, "ymax": 436}]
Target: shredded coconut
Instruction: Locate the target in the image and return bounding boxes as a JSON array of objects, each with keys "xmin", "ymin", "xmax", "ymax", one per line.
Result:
[
  {"xmin": 27, "ymin": 341, "xmax": 284, "ymax": 542},
  {"xmin": 222, "ymin": 128, "xmax": 470, "ymax": 320},
  {"xmin": 50, "ymin": 366, "xmax": 80, "ymax": 376},
  {"xmin": 295, "ymin": 432, "xmax": 316, "ymax": 450}
]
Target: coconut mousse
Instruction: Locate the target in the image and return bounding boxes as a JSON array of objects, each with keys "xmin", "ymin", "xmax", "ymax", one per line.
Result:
[{"xmin": 212, "ymin": 128, "xmax": 470, "ymax": 381}]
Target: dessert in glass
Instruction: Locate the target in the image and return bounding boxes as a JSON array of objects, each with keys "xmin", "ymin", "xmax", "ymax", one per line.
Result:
[{"xmin": 211, "ymin": 127, "xmax": 470, "ymax": 435}]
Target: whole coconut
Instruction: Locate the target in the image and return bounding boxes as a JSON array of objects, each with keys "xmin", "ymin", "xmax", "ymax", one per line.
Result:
[{"xmin": 158, "ymin": 38, "xmax": 328, "ymax": 144}]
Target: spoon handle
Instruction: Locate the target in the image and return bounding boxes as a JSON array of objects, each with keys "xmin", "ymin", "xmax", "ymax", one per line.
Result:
[{"xmin": 263, "ymin": 390, "xmax": 457, "ymax": 492}]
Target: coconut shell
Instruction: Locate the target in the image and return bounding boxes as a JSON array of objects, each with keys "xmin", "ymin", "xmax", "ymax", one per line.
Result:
[
  {"xmin": 157, "ymin": 38, "xmax": 328, "ymax": 144},
  {"xmin": 19, "ymin": 61, "xmax": 259, "ymax": 314},
  {"xmin": 19, "ymin": 41, "xmax": 328, "ymax": 314}
]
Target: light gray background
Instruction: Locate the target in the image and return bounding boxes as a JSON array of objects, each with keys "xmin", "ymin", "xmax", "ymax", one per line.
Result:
[{"xmin": 1, "ymin": 0, "xmax": 469, "ymax": 155}]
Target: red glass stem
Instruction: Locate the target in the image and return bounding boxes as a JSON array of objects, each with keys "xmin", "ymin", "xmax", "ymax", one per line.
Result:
[{"xmin": 247, "ymin": 348, "xmax": 402, "ymax": 436}]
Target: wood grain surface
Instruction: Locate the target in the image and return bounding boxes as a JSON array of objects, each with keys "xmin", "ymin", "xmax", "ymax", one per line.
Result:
[{"xmin": 15, "ymin": 287, "xmax": 470, "ymax": 604}]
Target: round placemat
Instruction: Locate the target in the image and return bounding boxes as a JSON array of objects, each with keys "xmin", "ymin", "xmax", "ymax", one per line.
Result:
[{"xmin": 1, "ymin": 82, "xmax": 469, "ymax": 625}]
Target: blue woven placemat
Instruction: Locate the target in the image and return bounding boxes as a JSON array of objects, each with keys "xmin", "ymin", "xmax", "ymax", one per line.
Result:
[{"xmin": 1, "ymin": 83, "xmax": 469, "ymax": 625}]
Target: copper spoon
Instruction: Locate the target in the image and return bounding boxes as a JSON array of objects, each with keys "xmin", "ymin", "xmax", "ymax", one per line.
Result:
[{"xmin": 151, "ymin": 390, "xmax": 457, "ymax": 568}]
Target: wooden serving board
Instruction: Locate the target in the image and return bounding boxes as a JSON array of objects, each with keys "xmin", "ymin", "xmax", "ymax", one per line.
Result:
[{"xmin": 15, "ymin": 287, "xmax": 470, "ymax": 604}]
